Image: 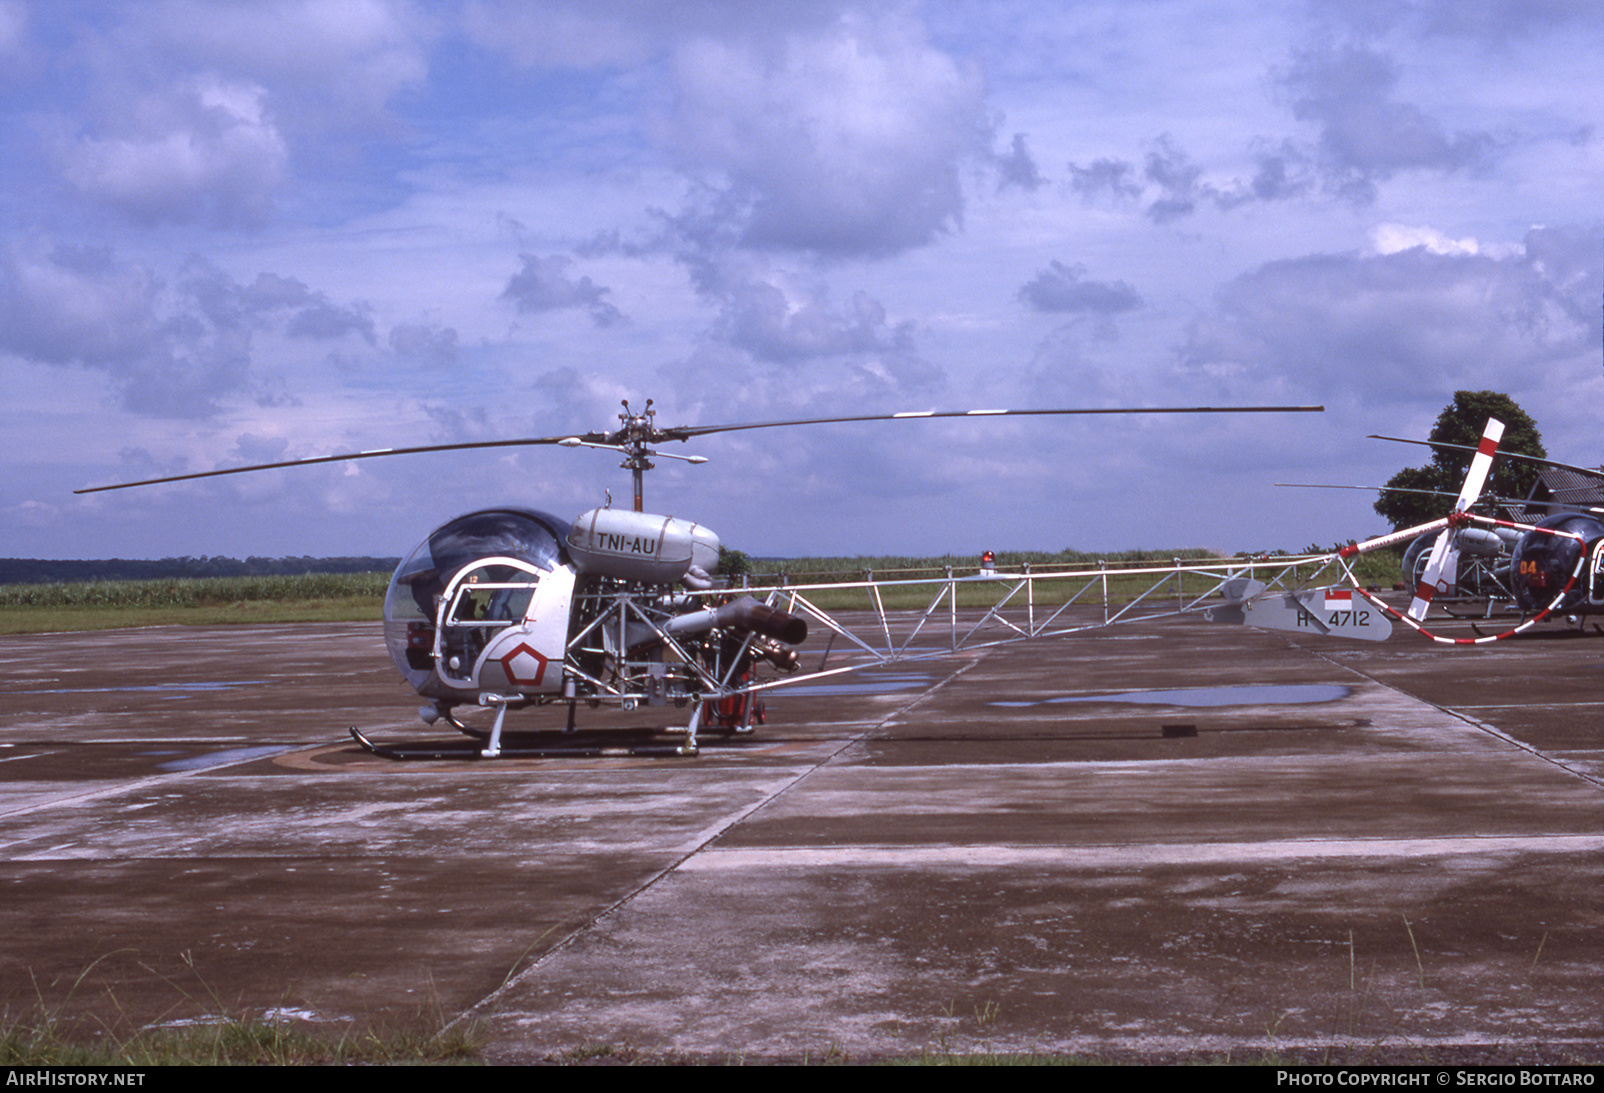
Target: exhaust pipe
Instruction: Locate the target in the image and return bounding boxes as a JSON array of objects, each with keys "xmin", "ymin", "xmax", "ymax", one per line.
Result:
[
  {"xmin": 622, "ymin": 596, "xmax": 809, "ymax": 650},
  {"xmin": 660, "ymin": 595, "xmax": 808, "ymax": 645}
]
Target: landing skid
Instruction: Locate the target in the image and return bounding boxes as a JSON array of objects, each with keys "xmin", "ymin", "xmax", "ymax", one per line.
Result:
[{"xmin": 349, "ymin": 726, "xmax": 699, "ymax": 760}]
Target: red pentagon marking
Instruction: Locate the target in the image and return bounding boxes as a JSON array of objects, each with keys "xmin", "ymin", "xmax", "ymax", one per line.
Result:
[{"xmin": 499, "ymin": 643, "xmax": 549, "ymax": 688}]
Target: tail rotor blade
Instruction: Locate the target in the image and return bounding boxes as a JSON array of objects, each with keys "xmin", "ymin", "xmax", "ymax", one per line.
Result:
[
  {"xmin": 1409, "ymin": 530, "xmax": 1455, "ymax": 620},
  {"xmin": 1455, "ymin": 417, "xmax": 1503, "ymax": 512},
  {"xmin": 1406, "ymin": 418, "xmax": 1502, "ymax": 621}
]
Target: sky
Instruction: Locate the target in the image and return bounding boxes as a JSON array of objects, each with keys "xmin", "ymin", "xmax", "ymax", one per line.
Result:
[{"xmin": 3, "ymin": 0, "xmax": 1601, "ymax": 563}]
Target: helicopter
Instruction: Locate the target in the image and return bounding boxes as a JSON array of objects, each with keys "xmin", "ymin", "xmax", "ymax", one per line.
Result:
[
  {"xmin": 1319, "ymin": 418, "xmax": 1604, "ymax": 643},
  {"xmin": 1370, "ymin": 430, "xmax": 1604, "ymax": 627},
  {"xmin": 79, "ymin": 396, "xmax": 1520, "ymax": 759},
  {"xmin": 1288, "ymin": 426, "xmax": 1604, "ymax": 629}
]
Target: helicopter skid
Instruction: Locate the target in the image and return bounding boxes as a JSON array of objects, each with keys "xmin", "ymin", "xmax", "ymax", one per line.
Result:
[{"xmin": 349, "ymin": 726, "xmax": 698, "ymax": 760}]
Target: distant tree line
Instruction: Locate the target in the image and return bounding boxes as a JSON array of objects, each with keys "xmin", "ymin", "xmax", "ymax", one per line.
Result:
[{"xmin": 0, "ymin": 556, "xmax": 401, "ymax": 586}]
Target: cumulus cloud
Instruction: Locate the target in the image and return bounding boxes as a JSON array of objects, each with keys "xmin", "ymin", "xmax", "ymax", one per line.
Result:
[
  {"xmin": 1278, "ymin": 43, "xmax": 1498, "ymax": 200},
  {"xmin": 1067, "ymin": 157, "xmax": 1144, "ymax": 203},
  {"xmin": 1017, "ymin": 264, "xmax": 1145, "ymax": 401},
  {"xmin": 0, "ymin": 243, "xmax": 162, "ymax": 374},
  {"xmin": 1018, "ymin": 261, "xmax": 1142, "ymax": 317},
  {"xmin": 28, "ymin": 1, "xmax": 434, "ymax": 229},
  {"xmin": 58, "ymin": 75, "xmax": 288, "ymax": 228},
  {"xmin": 995, "ymin": 132, "xmax": 1045, "ymax": 192},
  {"xmin": 716, "ymin": 279, "xmax": 915, "ymax": 363},
  {"xmin": 466, "ymin": 4, "xmax": 991, "ymax": 258},
  {"xmin": 661, "ymin": 10, "xmax": 992, "ymax": 257},
  {"xmin": 1366, "ymin": 223, "xmax": 1483, "ymax": 256},
  {"xmin": 1140, "ymin": 136, "xmax": 1207, "ymax": 223},
  {"xmin": 1066, "ymin": 41, "xmax": 1504, "ymax": 222},
  {"xmin": 139, "ymin": 0, "xmax": 431, "ymax": 132},
  {"xmin": 501, "ymin": 254, "xmax": 623, "ymax": 327},
  {"xmin": 1068, "ymin": 135, "xmax": 1313, "ymax": 222},
  {"xmin": 388, "ymin": 323, "xmax": 459, "ymax": 367},
  {"xmin": 186, "ymin": 265, "xmax": 375, "ymax": 346},
  {"xmin": 1243, "ymin": 146, "xmax": 1314, "ymax": 203},
  {"xmin": 1179, "ymin": 225, "xmax": 1601, "ymax": 402},
  {"xmin": 0, "ymin": 245, "xmax": 376, "ymax": 416}
]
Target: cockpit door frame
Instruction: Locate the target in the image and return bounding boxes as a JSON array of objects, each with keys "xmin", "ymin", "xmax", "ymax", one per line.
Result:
[{"xmin": 433, "ymin": 556, "xmax": 545, "ymax": 687}]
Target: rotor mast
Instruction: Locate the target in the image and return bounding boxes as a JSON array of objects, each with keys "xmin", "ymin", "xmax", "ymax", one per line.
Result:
[{"xmin": 618, "ymin": 399, "xmax": 654, "ymax": 512}]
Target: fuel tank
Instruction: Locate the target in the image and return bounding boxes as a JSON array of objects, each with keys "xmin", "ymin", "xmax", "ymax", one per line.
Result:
[{"xmin": 566, "ymin": 508, "xmax": 721, "ymax": 584}]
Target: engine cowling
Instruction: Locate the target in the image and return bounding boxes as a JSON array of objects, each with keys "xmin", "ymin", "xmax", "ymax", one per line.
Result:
[{"xmin": 566, "ymin": 508, "xmax": 720, "ymax": 585}]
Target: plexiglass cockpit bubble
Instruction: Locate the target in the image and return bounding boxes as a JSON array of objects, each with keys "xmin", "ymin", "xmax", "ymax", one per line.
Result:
[
  {"xmin": 1511, "ymin": 512, "xmax": 1604, "ymax": 612},
  {"xmin": 383, "ymin": 508, "xmax": 570, "ymax": 693}
]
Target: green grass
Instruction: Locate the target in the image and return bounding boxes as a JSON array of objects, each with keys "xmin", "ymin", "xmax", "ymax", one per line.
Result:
[
  {"xmin": 0, "ymin": 572, "xmax": 387, "ymax": 633},
  {"xmin": 0, "ymin": 599, "xmax": 384, "ymax": 634},
  {"xmin": 0, "ymin": 1014, "xmax": 482, "ymax": 1066},
  {"xmin": 1, "ymin": 951, "xmax": 483, "ymax": 1066},
  {"xmin": 0, "ymin": 571, "xmax": 389, "ymax": 608}
]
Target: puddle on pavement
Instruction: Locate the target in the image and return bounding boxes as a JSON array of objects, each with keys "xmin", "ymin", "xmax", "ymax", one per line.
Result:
[
  {"xmin": 990, "ymin": 683, "xmax": 1350, "ymax": 709},
  {"xmin": 157, "ymin": 745, "xmax": 297, "ymax": 772},
  {"xmin": 781, "ymin": 672, "xmax": 933, "ymax": 697}
]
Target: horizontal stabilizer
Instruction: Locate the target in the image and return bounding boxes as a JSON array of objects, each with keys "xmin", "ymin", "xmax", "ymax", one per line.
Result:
[
  {"xmin": 1205, "ymin": 587, "xmax": 1392, "ymax": 642},
  {"xmin": 1220, "ymin": 577, "xmax": 1267, "ymax": 603}
]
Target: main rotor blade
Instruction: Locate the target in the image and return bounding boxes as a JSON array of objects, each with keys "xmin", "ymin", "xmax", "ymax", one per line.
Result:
[
  {"xmin": 660, "ymin": 404, "xmax": 1323, "ymax": 440},
  {"xmin": 74, "ymin": 434, "xmax": 586, "ymax": 493},
  {"xmin": 1368, "ymin": 433, "xmax": 1601, "ymax": 481},
  {"xmin": 1277, "ymin": 482, "xmax": 1492, "ymax": 502},
  {"xmin": 77, "ymin": 402, "xmax": 1323, "ymax": 494}
]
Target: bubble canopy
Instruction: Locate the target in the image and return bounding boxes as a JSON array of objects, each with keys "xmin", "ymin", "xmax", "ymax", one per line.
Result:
[
  {"xmin": 1511, "ymin": 512, "xmax": 1604, "ymax": 612},
  {"xmin": 383, "ymin": 508, "xmax": 571, "ymax": 690}
]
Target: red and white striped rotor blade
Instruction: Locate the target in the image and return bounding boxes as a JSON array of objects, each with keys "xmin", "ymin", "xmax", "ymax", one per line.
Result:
[
  {"xmin": 1454, "ymin": 417, "xmax": 1503, "ymax": 513},
  {"xmin": 1408, "ymin": 530, "xmax": 1459, "ymax": 621},
  {"xmin": 1407, "ymin": 418, "xmax": 1503, "ymax": 621}
]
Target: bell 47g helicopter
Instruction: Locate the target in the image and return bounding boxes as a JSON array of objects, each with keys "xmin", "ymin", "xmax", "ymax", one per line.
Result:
[{"xmin": 79, "ymin": 401, "xmax": 1587, "ymax": 760}]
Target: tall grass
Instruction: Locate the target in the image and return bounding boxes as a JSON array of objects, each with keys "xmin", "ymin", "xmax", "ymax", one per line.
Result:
[
  {"xmin": 1, "ymin": 953, "xmax": 482, "ymax": 1066},
  {"xmin": 0, "ymin": 571, "xmax": 389, "ymax": 609}
]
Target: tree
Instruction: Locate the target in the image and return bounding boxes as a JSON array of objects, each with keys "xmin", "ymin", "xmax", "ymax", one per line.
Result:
[
  {"xmin": 715, "ymin": 545, "xmax": 754, "ymax": 580},
  {"xmin": 1374, "ymin": 391, "xmax": 1546, "ymax": 532}
]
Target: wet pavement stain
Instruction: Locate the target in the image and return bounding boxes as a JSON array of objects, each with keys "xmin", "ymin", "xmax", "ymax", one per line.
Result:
[{"xmin": 990, "ymin": 683, "xmax": 1350, "ymax": 708}]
